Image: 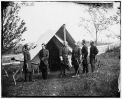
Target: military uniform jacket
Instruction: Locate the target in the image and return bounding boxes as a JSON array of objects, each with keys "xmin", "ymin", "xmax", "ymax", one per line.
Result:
[
  {"xmin": 39, "ymin": 49, "xmax": 49, "ymax": 67},
  {"xmin": 23, "ymin": 50, "xmax": 32, "ymax": 72},
  {"xmin": 59, "ymin": 46, "xmax": 69, "ymax": 65},
  {"xmin": 72, "ymin": 46, "xmax": 81, "ymax": 61},
  {"xmin": 90, "ymin": 45, "xmax": 98, "ymax": 57},
  {"xmin": 81, "ymin": 45, "xmax": 88, "ymax": 59}
]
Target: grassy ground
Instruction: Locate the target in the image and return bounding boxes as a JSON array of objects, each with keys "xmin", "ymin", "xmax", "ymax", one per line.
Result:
[{"xmin": 2, "ymin": 48, "xmax": 120, "ymax": 97}]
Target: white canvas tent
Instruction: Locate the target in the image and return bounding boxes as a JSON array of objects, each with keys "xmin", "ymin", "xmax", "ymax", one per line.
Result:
[{"xmin": 30, "ymin": 24, "xmax": 75, "ymax": 64}]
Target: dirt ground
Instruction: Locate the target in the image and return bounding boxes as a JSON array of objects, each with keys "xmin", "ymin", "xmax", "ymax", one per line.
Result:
[{"xmin": 2, "ymin": 51, "xmax": 120, "ymax": 97}]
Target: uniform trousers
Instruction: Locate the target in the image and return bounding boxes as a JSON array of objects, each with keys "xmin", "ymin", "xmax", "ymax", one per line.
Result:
[
  {"xmin": 40, "ymin": 61, "xmax": 48, "ymax": 79},
  {"xmin": 82, "ymin": 58, "xmax": 88, "ymax": 73},
  {"xmin": 23, "ymin": 63, "xmax": 33, "ymax": 81},
  {"xmin": 73, "ymin": 59, "xmax": 80, "ymax": 74},
  {"xmin": 90, "ymin": 55, "xmax": 96, "ymax": 72}
]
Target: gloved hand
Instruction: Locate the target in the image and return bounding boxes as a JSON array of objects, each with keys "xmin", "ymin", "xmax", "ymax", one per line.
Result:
[
  {"xmin": 68, "ymin": 55, "xmax": 70, "ymax": 59},
  {"xmin": 60, "ymin": 56, "xmax": 63, "ymax": 61}
]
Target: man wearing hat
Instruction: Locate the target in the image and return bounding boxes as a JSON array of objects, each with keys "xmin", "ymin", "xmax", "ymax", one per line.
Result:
[
  {"xmin": 89, "ymin": 41, "xmax": 99, "ymax": 72},
  {"xmin": 81, "ymin": 39, "xmax": 88, "ymax": 74},
  {"xmin": 59, "ymin": 41, "xmax": 70, "ymax": 77},
  {"xmin": 39, "ymin": 43, "xmax": 49, "ymax": 79},
  {"xmin": 72, "ymin": 42, "xmax": 81, "ymax": 75},
  {"xmin": 23, "ymin": 44, "xmax": 33, "ymax": 82}
]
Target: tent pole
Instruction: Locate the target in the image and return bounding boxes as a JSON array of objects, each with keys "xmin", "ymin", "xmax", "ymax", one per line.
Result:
[{"xmin": 64, "ymin": 24, "xmax": 66, "ymax": 42}]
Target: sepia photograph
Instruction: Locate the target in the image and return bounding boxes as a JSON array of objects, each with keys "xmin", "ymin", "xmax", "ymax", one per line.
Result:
[{"xmin": 1, "ymin": 1, "xmax": 120, "ymax": 97}]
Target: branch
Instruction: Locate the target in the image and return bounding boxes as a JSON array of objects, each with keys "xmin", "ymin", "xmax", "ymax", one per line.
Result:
[
  {"xmin": 107, "ymin": 29, "xmax": 120, "ymax": 40},
  {"xmin": 2, "ymin": 3, "xmax": 27, "ymax": 54},
  {"xmin": 79, "ymin": 24, "xmax": 95, "ymax": 39},
  {"xmin": 87, "ymin": 8, "xmax": 98, "ymax": 33}
]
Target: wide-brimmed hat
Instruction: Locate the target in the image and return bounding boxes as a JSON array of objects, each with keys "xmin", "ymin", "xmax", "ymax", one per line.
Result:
[
  {"xmin": 82, "ymin": 39, "xmax": 86, "ymax": 44},
  {"xmin": 90, "ymin": 40, "xmax": 94, "ymax": 45},
  {"xmin": 23, "ymin": 44, "xmax": 28, "ymax": 49}
]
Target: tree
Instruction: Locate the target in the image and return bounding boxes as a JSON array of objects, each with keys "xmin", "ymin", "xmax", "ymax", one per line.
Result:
[
  {"xmin": 2, "ymin": 2, "xmax": 27, "ymax": 54},
  {"xmin": 78, "ymin": 3, "xmax": 120, "ymax": 45}
]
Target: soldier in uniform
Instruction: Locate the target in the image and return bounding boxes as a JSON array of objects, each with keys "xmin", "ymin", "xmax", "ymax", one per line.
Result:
[
  {"xmin": 39, "ymin": 43, "xmax": 49, "ymax": 80},
  {"xmin": 89, "ymin": 41, "xmax": 99, "ymax": 72},
  {"xmin": 81, "ymin": 40, "xmax": 88, "ymax": 74},
  {"xmin": 23, "ymin": 44, "xmax": 33, "ymax": 82},
  {"xmin": 59, "ymin": 41, "xmax": 70, "ymax": 77},
  {"xmin": 72, "ymin": 42, "xmax": 81, "ymax": 75}
]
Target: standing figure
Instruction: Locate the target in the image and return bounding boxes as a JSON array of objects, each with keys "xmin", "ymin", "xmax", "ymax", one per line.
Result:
[
  {"xmin": 23, "ymin": 44, "xmax": 33, "ymax": 82},
  {"xmin": 72, "ymin": 42, "xmax": 81, "ymax": 75},
  {"xmin": 39, "ymin": 43, "xmax": 49, "ymax": 80},
  {"xmin": 81, "ymin": 40, "xmax": 88, "ymax": 74},
  {"xmin": 59, "ymin": 41, "xmax": 70, "ymax": 77},
  {"xmin": 89, "ymin": 41, "xmax": 99, "ymax": 72}
]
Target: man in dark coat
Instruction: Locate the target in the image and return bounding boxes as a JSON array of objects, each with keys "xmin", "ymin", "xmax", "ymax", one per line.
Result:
[
  {"xmin": 81, "ymin": 40, "xmax": 88, "ymax": 73},
  {"xmin": 89, "ymin": 41, "xmax": 99, "ymax": 72},
  {"xmin": 59, "ymin": 41, "xmax": 70, "ymax": 77},
  {"xmin": 23, "ymin": 44, "xmax": 33, "ymax": 82},
  {"xmin": 72, "ymin": 42, "xmax": 81, "ymax": 75},
  {"xmin": 39, "ymin": 43, "xmax": 49, "ymax": 80}
]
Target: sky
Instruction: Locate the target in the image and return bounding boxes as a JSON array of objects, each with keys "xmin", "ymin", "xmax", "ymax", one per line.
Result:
[{"xmin": 17, "ymin": 2, "xmax": 120, "ymax": 44}]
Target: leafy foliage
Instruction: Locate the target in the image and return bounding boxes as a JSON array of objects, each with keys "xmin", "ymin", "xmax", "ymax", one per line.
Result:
[
  {"xmin": 2, "ymin": 2, "xmax": 27, "ymax": 54},
  {"xmin": 78, "ymin": 3, "xmax": 120, "ymax": 44}
]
